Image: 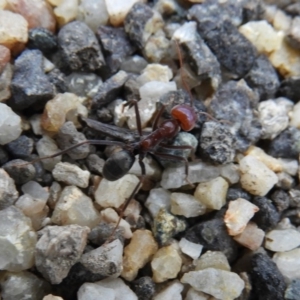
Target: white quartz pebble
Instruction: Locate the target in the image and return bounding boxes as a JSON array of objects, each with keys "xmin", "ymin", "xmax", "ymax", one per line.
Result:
[
  {"xmin": 154, "ymin": 281, "xmax": 184, "ymax": 300},
  {"xmin": 179, "ymin": 238, "xmax": 203, "ymax": 260},
  {"xmin": 265, "ymin": 229, "xmax": 300, "ymax": 252},
  {"xmin": 145, "ymin": 188, "xmax": 171, "ymax": 217}
]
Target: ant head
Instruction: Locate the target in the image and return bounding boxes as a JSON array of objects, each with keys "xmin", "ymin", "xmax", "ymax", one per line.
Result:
[{"xmin": 171, "ymin": 104, "xmax": 197, "ymax": 131}]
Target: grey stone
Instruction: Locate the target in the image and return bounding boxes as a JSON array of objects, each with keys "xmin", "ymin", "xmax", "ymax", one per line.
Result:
[
  {"xmin": 287, "ymin": 16, "xmax": 300, "ymax": 50},
  {"xmin": 279, "ymin": 77, "xmax": 300, "ymax": 102},
  {"xmin": 10, "ymin": 49, "xmax": 55, "ymax": 110},
  {"xmin": 271, "ymin": 189, "xmax": 290, "ymax": 212},
  {"xmin": 132, "ymin": 276, "xmax": 155, "ymax": 300},
  {"xmin": 86, "ymin": 154, "xmax": 105, "ymax": 175},
  {"xmin": 285, "ymin": 279, "xmax": 300, "ymax": 300},
  {"xmin": 35, "ymin": 224, "xmax": 90, "ymax": 284},
  {"xmin": 0, "ymin": 168, "xmax": 18, "ymax": 209},
  {"xmin": 28, "ymin": 27, "xmax": 58, "ymax": 54},
  {"xmin": 6, "ymin": 135, "xmax": 34, "ymax": 158},
  {"xmin": 47, "ymin": 68, "xmax": 68, "ymax": 93}
]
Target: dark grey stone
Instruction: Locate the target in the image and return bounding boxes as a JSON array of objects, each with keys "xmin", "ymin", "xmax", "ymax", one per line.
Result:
[
  {"xmin": 268, "ymin": 127, "xmax": 300, "ymax": 159},
  {"xmin": 288, "ymin": 189, "xmax": 300, "ymax": 208},
  {"xmin": 251, "ymin": 253, "xmax": 286, "ymax": 300},
  {"xmin": 28, "ymin": 27, "xmax": 57, "ymax": 54},
  {"xmin": 92, "ymin": 70, "xmax": 129, "ymax": 108},
  {"xmin": 285, "ymin": 3, "xmax": 300, "ymax": 16},
  {"xmin": 97, "ymin": 26, "xmax": 136, "ymax": 73},
  {"xmin": 252, "ymin": 197, "xmax": 280, "ymax": 231},
  {"xmin": 242, "ymin": 0, "xmax": 265, "ymax": 22},
  {"xmin": 10, "ymin": 49, "xmax": 55, "ymax": 110},
  {"xmin": 124, "ymin": 2, "xmax": 154, "ymax": 49},
  {"xmin": 47, "ymin": 68, "xmax": 67, "ymax": 93},
  {"xmin": 271, "ymin": 190, "xmax": 290, "ymax": 212},
  {"xmin": 6, "ymin": 135, "xmax": 34, "ymax": 159},
  {"xmin": 244, "ymin": 55, "xmax": 280, "ymax": 100},
  {"xmin": 55, "ymin": 121, "xmax": 90, "ymax": 160},
  {"xmin": 3, "ymin": 159, "xmax": 36, "ymax": 185},
  {"xmin": 0, "ymin": 146, "xmax": 9, "ymax": 166},
  {"xmin": 226, "ymin": 187, "xmax": 251, "ymax": 202},
  {"xmin": 57, "ymin": 21, "xmax": 105, "ymax": 72},
  {"xmin": 279, "ymin": 76, "xmax": 300, "ymax": 102},
  {"xmin": 96, "ymin": 107, "xmax": 113, "ymax": 123},
  {"xmin": 132, "ymin": 276, "xmax": 156, "ymax": 300},
  {"xmin": 184, "ymin": 218, "xmax": 238, "ymax": 262},
  {"xmin": 285, "ymin": 279, "xmax": 300, "ymax": 300},
  {"xmin": 86, "ymin": 154, "xmax": 105, "ymax": 175},
  {"xmin": 199, "ymin": 121, "xmax": 235, "ymax": 164}
]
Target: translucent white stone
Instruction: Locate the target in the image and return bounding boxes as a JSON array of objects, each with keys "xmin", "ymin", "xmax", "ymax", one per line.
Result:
[
  {"xmin": 137, "ymin": 63, "xmax": 173, "ymax": 86},
  {"xmin": 0, "ymin": 206, "xmax": 37, "ymax": 271},
  {"xmin": 0, "ymin": 168, "xmax": 19, "ymax": 210},
  {"xmin": 43, "ymin": 295, "xmax": 64, "ymax": 300},
  {"xmin": 78, "ymin": 283, "xmax": 115, "ymax": 300},
  {"xmin": 151, "ymin": 244, "xmax": 182, "ymax": 283},
  {"xmin": 239, "ymin": 155, "xmax": 278, "ymax": 196},
  {"xmin": 181, "ymin": 268, "xmax": 245, "ymax": 300},
  {"xmin": 77, "ymin": 0, "xmax": 109, "ymax": 32},
  {"xmin": 273, "ymin": 248, "xmax": 300, "ymax": 283},
  {"xmin": 0, "ymin": 103, "xmax": 22, "ymax": 145},
  {"xmin": 185, "ymin": 288, "xmax": 210, "ymax": 300},
  {"xmin": 265, "ymin": 229, "xmax": 300, "ymax": 252},
  {"xmin": 224, "ymin": 198, "xmax": 259, "ymax": 236},
  {"xmin": 179, "ymin": 238, "xmax": 203, "ymax": 260},
  {"xmin": 51, "ymin": 186, "xmax": 100, "ymax": 228},
  {"xmin": 22, "ymin": 181, "xmax": 49, "ymax": 204},
  {"xmin": 195, "ymin": 251, "xmax": 230, "ymax": 272},
  {"xmin": 95, "ymin": 174, "xmax": 140, "ymax": 209},
  {"xmin": 154, "ymin": 281, "xmax": 184, "ymax": 300},
  {"xmin": 54, "ymin": 0, "xmax": 78, "ymax": 27},
  {"xmin": 171, "ymin": 193, "xmax": 206, "ymax": 218},
  {"xmin": 145, "ymin": 188, "xmax": 171, "ymax": 217},
  {"xmin": 194, "ymin": 177, "xmax": 228, "ymax": 210}
]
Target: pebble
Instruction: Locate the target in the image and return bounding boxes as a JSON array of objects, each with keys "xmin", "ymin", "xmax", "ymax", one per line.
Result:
[
  {"xmin": 77, "ymin": 0, "xmax": 109, "ymax": 32},
  {"xmin": 6, "ymin": 0, "xmax": 56, "ymax": 32},
  {"xmin": 57, "ymin": 21, "xmax": 105, "ymax": 72},
  {"xmin": 0, "ymin": 45, "xmax": 10, "ymax": 73},
  {"xmin": 279, "ymin": 76, "xmax": 300, "ymax": 102},
  {"xmin": 131, "ymin": 277, "xmax": 155, "ymax": 300},
  {"xmin": 122, "ymin": 229, "xmax": 158, "ymax": 281},
  {"xmin": 0, "ymin": 10, "xmax": 28, "ymax": 52},
  {"xmin": 258, "ymin": 98, "xmax": 290, "ymax": 139},
  {"xmin": 56, "ymin": 121, "xmax": 90, "ymax": 160},
  {"xmin": 153, "ymin": 281, "xmax": 184, "ymax": 300},
  {"xmin": 181, "ymin": 268, "xmax": 245, "ymax": 300},
  {"xmin": 0, "ymin": 206, "xmax": 37, "ymax": 271},
  {"xmin": 145, "ymin": 188, "xmax": 171, "ymax": 218},
  {"xmin": 0, "ymin": 63, "xmax": 13, "ymax": 102},
  {"xmin": 194, "ymin": 177, "xmax": 228, "ymax": 210},
  {"xmin": 86, "ymin": 154, "xmax": 105, "ymax": 175},
  {"xmin": 35, "ymin": 224, "xmax": 90, "ymax": 284},
  {"xmin": 3, "ymin": 159, "xmax": 36, "ymax": 185},
  {"xmin": 0, "ymin": 271, "xmax": 51, "ymax": 300},
  {"xmin": 152, "ymin": 208, "xmax": 187, "ymax": 246},
  {"xmin": 53, "ymin": 0, "xmax": 78, "ymax": 27},
  {"xmin": 290, "ymin": 101, "xmax": 300, "ymax": 129},
  {"xmin": 244, "ymin": 54, "xmax": 280, "ymax": 100},
  {"xmin": 51, "ymin": 186, "xmax": 100, "ymax": 228},
  {"xmin": 28, "ymin": 27, "xmax": 57, "ymax": 54},
  {"xmin": 199, "ymin": 121, "xmax": 235, "ymax": 164},
  {"xmin": 151, "ymin": 244, "xmax": 182, "ymax": 283},
  {"xmin": 265, "ymin": 228, "xmax": 300, "ymax": 252},
  {"xmin": 120, "ymin": 55, "xmax": 148, "ymax": 74},
  {"xmin": 196, "ymin": 252, "xmax": 230, "ymax": 275},
  {"xmin": 287, "ymin": 17, "xmax": 300, "ymax": 50},
  {"xmin": 41, "ymin": 92, "xmax": 88, "ymax": 134},
  {"xmin": 36, "ymin": 135, "xmax": 62, "ymax": 171},
  {"xmin": 171, "ymin": 192, "xmax": 206, "ymax": 218},
  {"xmin": 185, "ymin": 218, "xmax": 238, "ymax": 263},
  {"xmin": 6, "ymin": 135, "xmax": 34, "ymax": 159},
  {"xmin": 77, "ymin": 283, "xmax": 115, "ymax": 300},
  {"xmin": 239, "ymin": 155, "xmax": 278, "ymax": 196},
  {"xmin": 224, "ymin": 198, "xmax": 259, "ymax": 236},
  {"xmin": 285, "ymin": 279, "xmax": 300, "ymax": 300},
  {"xmin": 80, "ymin": 239, "xmax": 123, "ymax": 277},
  {"xmin": 0, "ymin": 168, "xmax": 18, "ymax": 209},
  {"xmin": 271, "ymin": 189, "xmax": 290, "ymax": 212},
  {"xmin": 52, "ymin": 162, "xmax": 90, "ymax": 188},
  {"xmin": 185, "ymin": 288, "xmax": 210, "ymax": 300},
  {"xmin": 252, "ymin": 196, "xmax": 280, "ymax": 231},
  {"xmin": 233, "ymin": 222, "xmax": 265, "ymax": 251},
  {"xmin": 0, "ymin": 103, "xmax": 22, "ymax": 145},
  {"xmin": 251, "ymin": 253, "xmax": 286, "ymax": 300},
  {"xmin": 137, "ymin": 63, "xmax": 173, "ymax": 86},
  {"xmin": 268, "ymin": 126, "xmax": 300, "ymax": 159},
  {"xmin": 96, "ymin": 277, "xmax": 138, "ymax": 300},
  {"xmin": 95, "ymin": 174, "xmax": 139, "ymax": 209}
]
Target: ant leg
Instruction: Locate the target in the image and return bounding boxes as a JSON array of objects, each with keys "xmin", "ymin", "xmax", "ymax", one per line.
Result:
[
  {"xmin": 22, "ymin": 139, "xmax": 126, "ymax": 165},
  {"xmin": 152, "ymin": 104, "xmax": 165, "ymax": 131},
  {"xmin": 123, "ymin": 100, "xmax": 143, "ymax": 137},
  {"xmin": 159, "ymin": 143, "xmax": 196, "ymax": 161}
]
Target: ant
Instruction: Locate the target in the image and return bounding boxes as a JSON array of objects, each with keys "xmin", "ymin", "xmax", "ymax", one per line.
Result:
[{"xmin": 24, "ymin": 41, "xmax": 205, "ymax": 240}]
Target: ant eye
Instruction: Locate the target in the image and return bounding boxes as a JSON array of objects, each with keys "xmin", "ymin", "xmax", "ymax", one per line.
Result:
[{"xmin": 171, "ymin": 104, "xmax": 197, "ymax": 131}]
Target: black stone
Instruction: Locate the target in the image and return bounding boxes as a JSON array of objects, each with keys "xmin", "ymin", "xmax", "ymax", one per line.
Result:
[
  {"xmin": 278, "ymin": 77, "xmax": 300, "ymax": 102},
  {"xmin": 252, "ymin": 197, "xmax": 280, "ymax": 231},
  {"xmin": 268, "ymin": 127, "xmax": 300, "ymax": 159},
  {"xmin": 184, "ymin": 218, "xmax": 238, "ymax": 262},
  {"xmin": 92, "ymin": 70, "xmax": 129, "ymax": 108},
  {"xmin": 250, "ymin": 253, "xmax": 286, "ymax": 300},
  {"xmin": 3, "ymin": 159, "xmax": 36, "ymax": 185},
  {"xmin": 5, "ymin": 135, "xmax": 34, "ymax": 159},
  {"xmin": 28, "ymin": 27, "xmax": 58, "ymax": 54},
  {"xmin": 10, "ymin": 49, "xmax": 55, "ymax": 110},
  {"xmin": 226, "ymin": 187, "xmax": 252, "ymax": 201},
  {"xmin": 55, "ymin": 121, "xmax": 90, "ymax": 160},
  {"xmin": 131, "ymin": 276, "xmax": 155, "ymax": 300},
  {"xmin": 244, "ymin": 55, "xmax": 280, "ymax": 100},
  {"xmin": 124, "ymin": 3, "xmax": 154, "ymax": 49},
  {"xmin": 0, "ymin": 146, "xmax": 9, "ymax": 166},
  {"xmin": 285, "ymin": 279, "xmax": 300, "ymax": 300},
  {"xmin": 57, "ymin": 21, "xmax": 105, "ymax": 72},
  {"xmin": 199, "ymin": 121, "xmax": 235, "ymax": 164},
  {"xmin": 97, "ymin": 26, "xmax": 136, "ymax": 73},
  {"xmin": 242, "ymin": 0, "xmax": 265, "ymax": 22},
  {"xmin": 86, "ymin": 154, "xmax": 105, "ymax": 175},
  {"xmin": 271, "ymin": 190, "xmax": 290, "ymax": 212},
  {"xmin": 47, "ymin": 68, "xmax": 68, "ymax": 93}
]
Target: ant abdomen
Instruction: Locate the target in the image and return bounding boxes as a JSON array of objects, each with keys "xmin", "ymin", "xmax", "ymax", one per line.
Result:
[
  {"xmin": 171, "ymin": 104, "xmax": 197, "ymax": 131},
  {"xmin": 102, "ymin": 150, "xmax": 135, "ymax": 181}
]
